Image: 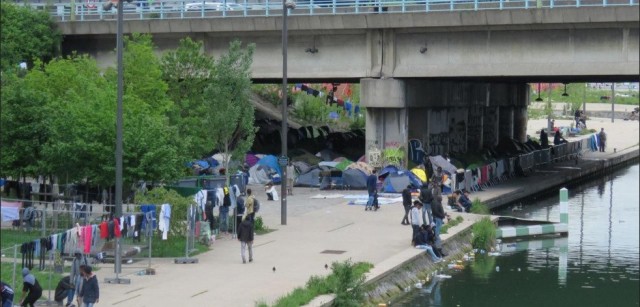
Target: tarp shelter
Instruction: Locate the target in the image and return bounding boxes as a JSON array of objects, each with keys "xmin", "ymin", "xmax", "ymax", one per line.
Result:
[
  {"xmin": 257, "ymin": 155, "xmax": 281, "ymax": 176},
  {"xmin": 345, "ymin": 162, "xmax": 373, "ymax": 175},
  {"xmin": 292, "ymin": 161, "xmax": 312, "ymax": 174},
  {"xmin": 342, "ymin": 169, "xmax": 368, "ymax": 189},
  {"xmin": 295, "ymin": 167, "xmax": 322, "ymax": 187},
  {"xmin": 410, "ymin": 167, "xmax": 427, "ymax": 183},
  {"xmin": 335, "ymin": 159, "xmax": 353, "ymax": 171},
  {"xmin": 245, "ymin": 154, "xmax": 260, "ymax": 167},
  {"xmin": 379, "ymin": 165, "xmax": 400, "ymax": 179},
  {"xmin": 381, "ymin": 170, "xmax": 423, "ymax": 193},
  {"xmin": 428, "ymin": 156, "xmax": 457, "ymax": 175},
  {"xmin": 248, "ymin": 165, "xmax": 271, "ymax": 184}
]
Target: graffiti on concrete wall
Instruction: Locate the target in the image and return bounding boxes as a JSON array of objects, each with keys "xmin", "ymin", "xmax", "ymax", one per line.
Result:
[
  {"xmin": 427, "ymin": 109, "xmax": 448, "ymax": 156},
  {"xmin": 467, "ymin": 106, "xmax": 483, "ymax": 150},
  {"xmin": 483, "ymin": 107, "xmax": 499, "ymax": 147},
  {"xmin": 448, "ymin": 108, "xmax": 467, "ymax": 154}
]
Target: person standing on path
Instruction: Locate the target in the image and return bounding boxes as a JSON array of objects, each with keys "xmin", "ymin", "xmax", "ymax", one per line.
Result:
[
  {"xmin": 420, "ymin": 183, "xmax": 434, "ymax": 226},
  {"xmin": 286, "ymin": 162, "xmax": 296, "ymax": 196},
  {"xmin": 401, "ymin": 185, "xmax": 412, "ymax": 225},
  {"xmin": 244, "ymin": 189, "xmax": 255, "ymax": 222},
  {"xmin": 367, "ymin": 169, "xmax": 378, "ymax": 198},
  {"xmin": 431, "ymin": 195, "xmax": 446, "ymax": 246},
  {"xmin": 220, "ymin": 187, "xmax": 231, "ymax": 236},
  {"xmin": 79, "ymin": 266, "xmax": 99, "ymax": 307},
  {"xmin": 237, "ymin": 218, "xmax": 254, "ymax": 264},
  {"xmin": 409, "ymin": 201, "xmax": 424, "ymax": 245},
  {"xmin": 19, "ymin": 268, "xmax": 42, "ymax": 307},
  {"xmin": 67, "ymin": 250, "xmax": 87, "ymax": 307},
  {"xmin": 599, "ymin": 128, "xmax": 607, "ymax": 152}
]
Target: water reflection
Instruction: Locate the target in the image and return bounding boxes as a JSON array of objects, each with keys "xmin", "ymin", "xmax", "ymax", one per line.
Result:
[{"xmin": 395, "ymin": 164, "xmax": 639, "ymax": 307}]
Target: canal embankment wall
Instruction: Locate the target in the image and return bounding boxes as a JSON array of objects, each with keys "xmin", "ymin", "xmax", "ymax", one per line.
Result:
[
  {"xmin": 305, "ymin": 145, "xmax": 638, "ymax": 307},
  {"xmin": 483, "ymin": 148, "xmax": 639, "ymax": 210}
]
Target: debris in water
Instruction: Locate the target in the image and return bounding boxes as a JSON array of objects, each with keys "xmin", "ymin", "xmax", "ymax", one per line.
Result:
[
  {"xmin": 517, "ymin": 268, "xmax": 521, "ymax": 272},
  {"xmin": 488, "ymin": 252, "xmax": 501, "ymax": 256},
  {"xmin": 496, "ymin": 266, "xmax": 500, "ymax": 272},
  {"xmin": 582, "ymin": 285, "xmax": 595, "ymax": 289},
  {"xmin": 436, "ymin": 274, "xmax": 452, "ymax": 279},
  {"xmin": 415, "ymin": 282, "xmax": 423, "ymax": 289}
]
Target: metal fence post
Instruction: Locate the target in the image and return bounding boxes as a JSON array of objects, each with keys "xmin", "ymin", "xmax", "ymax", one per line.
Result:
[{"xmin": 12, "ymin": 244, "xmax": 18, "ymax": 293}]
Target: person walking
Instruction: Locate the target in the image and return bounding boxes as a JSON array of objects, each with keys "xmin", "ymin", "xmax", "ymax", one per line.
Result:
[
  {"xmin": 244, "ymin": 189, "xmax": 255, "ymax": 222},
  {"xmin": 1, "ymin": 281, "xmax": 15, "ymax": 307},
  {"xmin": 79, "ymin": 266, "xmax": 99, "ymax": 307},
  {"xmin": 409, "ymin": 201, "xmax": 424, "ymax": 245},
  {"xmin": 599, "ymin": 128, "xmax": 607, "ymax": 152},
  {"xmin": 237, "ymin": 218, "xmax": 254, "ymax": 264},
  {"xmin": 401, "ymin": 185, "xmax": 412, "ymax": 225},
  {"xmin": 19, "ymin": 268, "xmax": 42, "ymax": 307}
]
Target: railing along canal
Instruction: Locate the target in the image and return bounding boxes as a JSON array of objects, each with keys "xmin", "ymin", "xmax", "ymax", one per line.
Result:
[{"xmin": 13, "ymin": 0, "xmax": 640, "ymax": 21}]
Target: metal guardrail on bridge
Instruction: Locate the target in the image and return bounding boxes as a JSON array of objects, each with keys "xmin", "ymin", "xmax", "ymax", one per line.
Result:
[{"xmin": 14, "ymin": 0, "xmax": 639, "ymax": 21}]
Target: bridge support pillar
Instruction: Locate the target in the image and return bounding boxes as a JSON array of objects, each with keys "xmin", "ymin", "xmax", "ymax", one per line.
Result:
[{"xmin": 361, "ymin": 78, "xmax": 408, "ymax": 167}]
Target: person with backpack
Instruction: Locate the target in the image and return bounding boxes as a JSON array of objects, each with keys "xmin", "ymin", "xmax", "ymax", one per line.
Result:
[
  {"xmin": 23, "ymin": 206, "xmax": 35, "ymax": 232},
  {"xmin": 19, "ymin": 268, "xmax": 42, "ymax": 307},
  {"xmin": 419, "ymin": 183, "xmax": 434, "ymax": 226},
  {"xmin": 235, "ymin": 191, "xmax": 245, "ymax": 238}
]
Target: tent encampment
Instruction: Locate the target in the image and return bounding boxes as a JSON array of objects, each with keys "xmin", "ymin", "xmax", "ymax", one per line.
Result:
[
  {"xmin": 295, "ymin": 167, "xmax": 321, "ymax": 187},
  {"xmin": 428, "ymin": 156, "xmax": 457, "ymax": 175},
  {"xmin": 345, "ymin": 162, "xmax": 373, "ymax": 175},
  {"xmin": 342, "ymin": 169, "xmax": 368, "ymax": 189},
  {"xmin": 257, "ymin": 155, "xmax": 281, "ymax": 175},
  {"xmin": 410, "ymin": 167, "xmax": 427, "ymax": 183},
  {"xmin": 381, "ymin": 170, "xmax": 423, "ymax": 193}
]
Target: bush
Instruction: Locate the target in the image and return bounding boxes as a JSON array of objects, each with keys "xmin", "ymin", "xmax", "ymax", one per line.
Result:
[
  {"xmin": 440, "ymin": 216, "xmax": 463, "ymax": 234},
  {"xmin": 270, "ymin": 260, "xmax": 373, "ymax": 307},
  {"xmin": 470, "ymin": 198, "xmax": 490, "ymax": 215},
  {"xmin": 330, "ymin": 260, "xmax": 370, "ymax": 307},
  {"xmin": 471, "ymin": 217, "xmax": 496, "ymax": 251}
]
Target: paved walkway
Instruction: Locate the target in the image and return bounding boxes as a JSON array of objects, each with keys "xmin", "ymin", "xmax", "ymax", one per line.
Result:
[{"xmin": 47, "ymin": 117, "xmax": 640, "ymax": 306}]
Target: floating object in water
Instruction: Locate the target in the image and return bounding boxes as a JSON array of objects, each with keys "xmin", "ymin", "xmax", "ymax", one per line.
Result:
[
  {"xmin": 496, "ymin": 266, "xmax": 500, "ymax": 272},
  {"xmin": 488, "ymin": 252, "xmax": 501, "ymax": 256},
  {"xmin": 582, "ymin": 285, "xmax": 595, "ymax": 289},
  {"xmin": 436, "ymin": 274, "xmax": 452, "ymax": 279},
  {"xmin": 496, "ymin": 239, "xmax": 502, "ymax": 244},
  {"xmin": 415, "ymin": 282, "xmax": 423, "ymax": 288},
  {"xmin": 378, "ymin": 304, "xmax": 388, "ymax": 307},
  {"xmin": 517, "ymin": 268, "xmax": 521, "ymax": 272}
]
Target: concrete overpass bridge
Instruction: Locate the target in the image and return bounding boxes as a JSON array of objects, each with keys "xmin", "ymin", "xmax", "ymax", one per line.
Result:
[{"xmin": 47, "ymin": 1, "xmax": 639, "ymax": 157}]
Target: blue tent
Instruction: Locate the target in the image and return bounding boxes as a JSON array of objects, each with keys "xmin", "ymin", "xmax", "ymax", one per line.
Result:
[
  {"xmin": 257, "ymin": 155, "xmax": 281, "ymax": 176},
  {"xmin": 378, "ymin": 165, "xmax": 400, "ymax": 179},
  {"xmin": 381, "ymin": 170, "xmax": 423, "ymax": 193}
]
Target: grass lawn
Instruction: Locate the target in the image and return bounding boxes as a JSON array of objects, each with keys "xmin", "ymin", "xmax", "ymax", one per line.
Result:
[
  {"xmin": 0, "ymin": 229, "xmax": 43, "ymax": 251},
  {"xmin": 0, "ymin": 262, "xmax": 69, "ymax": 291}
]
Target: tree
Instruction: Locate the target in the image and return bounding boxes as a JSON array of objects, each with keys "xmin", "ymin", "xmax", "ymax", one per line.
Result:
[
  {"xmin": 0, "ymin": 2, "xmax": 61, "ymax": 72},
  {"xmin": 0, "ymin": 72, "xmax": 51, "ymax": 180},
  {"xmin": 160, "ymin": 37, "xmax": 216, "ymax": 159},
  {"xmin": 204, "ymin": 40, "xmax": 256, "ymax": 183}
]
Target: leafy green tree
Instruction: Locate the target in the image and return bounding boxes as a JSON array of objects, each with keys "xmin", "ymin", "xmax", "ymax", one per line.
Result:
[
  {"xmin": 0, "ymin": 2, "xmax": 61, "ymax": 72},
  {"xmin": 204, "ymin": 40, "xmax": 256, "ymax": 182},
  {"xmin": 0, "ymin": 72, "xmax": 51, "ymax": 180},
  {"xmin": 160, "ymin": 37, "xmax": 216, "ymax": 159}
]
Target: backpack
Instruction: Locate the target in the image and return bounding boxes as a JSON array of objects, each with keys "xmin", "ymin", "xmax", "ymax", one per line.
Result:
[
  {"xmin": 253, "ymin": 198, "xmax": 260, "ymax": 213},
  {"xmin": 23, "ymin": 207, "xmax": 35, "ymax": 221}
]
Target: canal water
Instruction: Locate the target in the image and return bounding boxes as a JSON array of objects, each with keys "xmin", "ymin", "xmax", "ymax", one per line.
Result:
[{"xmin": 394, "ymin": 164, "xmax": 639, "ymax": 307}]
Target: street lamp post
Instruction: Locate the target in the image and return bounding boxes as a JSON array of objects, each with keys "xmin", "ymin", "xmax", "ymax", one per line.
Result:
[
  {"xmin": 281, "ymin": 0, "xmax": 295, "ymax": 226},
  {"xmin": 105, "ymin": 0, "xmax": 130, "ymax": 284}
]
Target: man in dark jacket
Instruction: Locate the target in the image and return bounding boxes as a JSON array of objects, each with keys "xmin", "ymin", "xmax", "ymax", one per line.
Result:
[
  {"xmin": 419, "ymin": 184, "xmax": 434, "ymax": 225},
  {"xmin": 366, "ymin": 169, "xmax": 378, "ymax": 197},
  {"xmin": 237, "ymin": 219, "xmax": 254, "ymax": 264},
  {"xmin": 54, "ymin": 276, "xmax": 73, "ymax": 306},
  {"xmin": 79, "ymin": 266, "xmax": 98, "ymax": 307},
  {"xmin": 431, "ymin": 195, "xmax": 446, "ymax": 246},
  {"xmin": 401, "ymin": 185, "xmax": 412, "ymax": 225}
]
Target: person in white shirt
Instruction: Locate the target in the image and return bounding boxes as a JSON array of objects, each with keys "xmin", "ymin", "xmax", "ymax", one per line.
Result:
[
  {"xmin": 409, "ymin": 201, "xmax": 424, "ymax": 245},
  {"xmin": 265, "ymin": 182, "xmax": 279, "ymax": 201}
]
